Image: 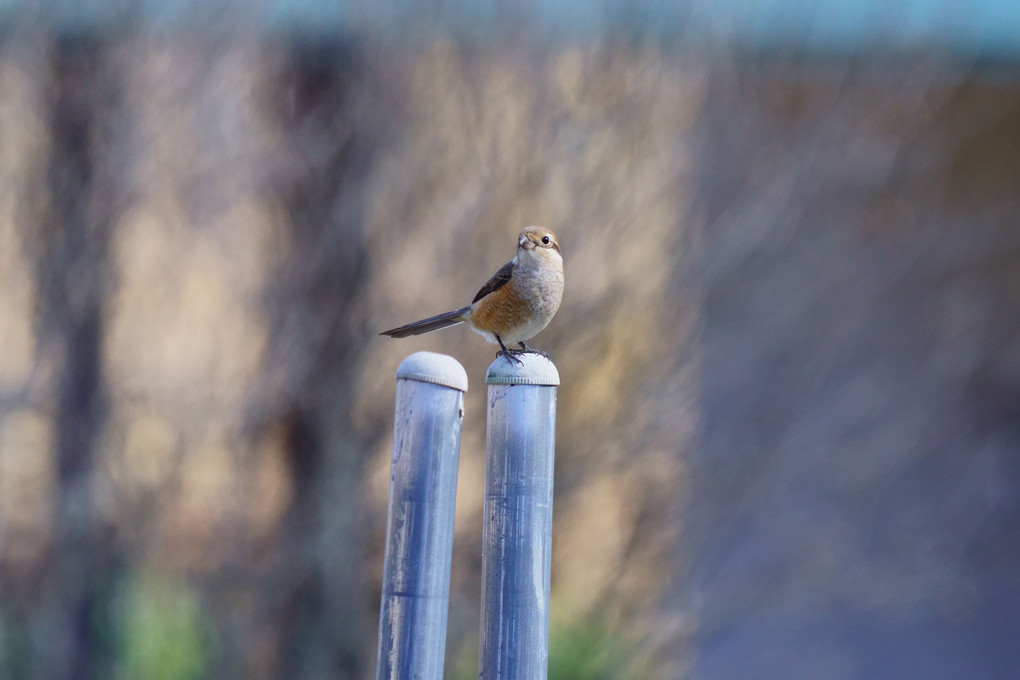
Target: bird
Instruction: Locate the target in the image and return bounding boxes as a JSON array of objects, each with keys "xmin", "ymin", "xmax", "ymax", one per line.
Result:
[{"xmin": 381, "ymin": 226, "xmax": 564, "ymax": 364}]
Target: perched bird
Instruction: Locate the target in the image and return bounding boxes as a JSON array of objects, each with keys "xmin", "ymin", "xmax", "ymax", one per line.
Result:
[{"xmin": 381, "ymin": 226, "xmax": 564, "ymax": 364}]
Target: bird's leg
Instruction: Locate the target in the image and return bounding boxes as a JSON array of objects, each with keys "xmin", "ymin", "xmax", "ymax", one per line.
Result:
[
  {"xmin": 517, "ymin": 342, "xmax": 549, "ymax": 359},
  {"xmin": 495, "ymin": 335, "xmax": 523, "ymax": 365}
]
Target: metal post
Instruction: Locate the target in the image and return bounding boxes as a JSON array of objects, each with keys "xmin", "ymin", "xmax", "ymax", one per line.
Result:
[
  {"xmin": 479, "ymin": 353, "xmax": 559, "ymax": 680},
  {"xmin": 376, "ymin": 352, "xmax": 468, "ymax": 680}
]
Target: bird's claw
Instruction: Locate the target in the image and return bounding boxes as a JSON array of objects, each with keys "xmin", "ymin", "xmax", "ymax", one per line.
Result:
[
  {"xmin": 498, "ymin": 349, "xmax": 525, "ymax": 366},
  {"xmin": 516, "ymin": 345, "xmax": 550, "ymax": 360},
  {"xmin": 498, "ymin": 348, "xmax": 551, "ymax": 365}
]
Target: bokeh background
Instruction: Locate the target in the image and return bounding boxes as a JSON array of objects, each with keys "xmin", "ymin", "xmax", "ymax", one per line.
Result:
[{"xmin": 1, "ymin": 2, "xmax": 1019, "ymax": 679}]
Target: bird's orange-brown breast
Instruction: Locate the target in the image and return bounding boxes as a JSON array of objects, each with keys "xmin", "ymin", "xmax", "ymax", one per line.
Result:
[{"xmin": 469, "ymin": 282, "xmax": 534, "ymax": 335}]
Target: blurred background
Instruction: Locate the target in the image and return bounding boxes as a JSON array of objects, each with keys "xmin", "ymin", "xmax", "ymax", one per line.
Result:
[{"xmin": 1, "ymin": 2, "xmax": 1019, "ymax": 679}]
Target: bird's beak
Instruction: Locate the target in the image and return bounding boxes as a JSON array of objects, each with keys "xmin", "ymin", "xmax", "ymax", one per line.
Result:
[{"xmin": 520, "ymin": 238, "xmax": 535, "ymax": 250}]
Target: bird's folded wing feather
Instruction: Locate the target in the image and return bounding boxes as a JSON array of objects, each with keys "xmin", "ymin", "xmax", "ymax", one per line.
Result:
[{"xmin": 472, "ymin": 259, "xmax": 515, "ymax": 303}]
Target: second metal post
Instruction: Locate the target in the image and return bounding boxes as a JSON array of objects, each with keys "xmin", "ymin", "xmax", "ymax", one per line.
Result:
[{"xmin": 478, "ymin": 353, "xmax": 559, "ymax": 680}]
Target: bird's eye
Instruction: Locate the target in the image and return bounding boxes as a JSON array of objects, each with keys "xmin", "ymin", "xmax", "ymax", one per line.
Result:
[{"xmin": 541, "ymin": 235, "xmax": 551, "ymax": 245}]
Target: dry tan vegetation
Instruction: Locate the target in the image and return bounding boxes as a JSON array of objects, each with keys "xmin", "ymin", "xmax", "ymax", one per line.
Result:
[{"xmin": 0, "ymin": 37, "xmax": 697, "ymax": 678}]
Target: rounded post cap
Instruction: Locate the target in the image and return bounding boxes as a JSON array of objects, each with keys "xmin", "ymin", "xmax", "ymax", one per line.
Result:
[
  {"xmin": 396, "ymin": 351, "xmax": 468, "ymax": 392},
  {"xmin": 486, "ymin": 352, "xmax": 560, "ymax": 386}
]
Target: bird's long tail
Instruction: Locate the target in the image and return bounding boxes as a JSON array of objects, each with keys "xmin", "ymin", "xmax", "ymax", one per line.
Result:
[{"xmin": 380, "ymin": 306, "xmax": 471, "ymax": 338}]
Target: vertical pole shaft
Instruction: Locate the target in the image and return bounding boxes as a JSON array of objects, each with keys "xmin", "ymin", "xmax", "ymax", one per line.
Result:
[
  {"xmin": 479, "ymin": 354, "xmax": 560, "ymax": 680},
  {"xmin": 376, "ymin": 352, "xmax": 468, "ymax": 680}
]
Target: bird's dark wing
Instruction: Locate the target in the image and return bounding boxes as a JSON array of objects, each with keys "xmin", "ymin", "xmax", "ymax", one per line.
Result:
[{"xmin": 472, "ymin": 259, "xmax": 515, "ymax": 303}]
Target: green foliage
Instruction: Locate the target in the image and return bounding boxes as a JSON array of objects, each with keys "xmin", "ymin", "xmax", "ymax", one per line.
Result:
[
  {"xmin": 448, "ymin": 615, "xmax": 652, "ymax": 680},
  {"xmin": 0, "ymin": 570, "xmax": 212, "ymax": 680},
  {"xmin": 547, "ymin": 617, "xmax": 650, "ymax": 680},
  {"xmin": 0, "ymin": 610, "xmax": 29, "ymax": 680},
  {"xmin": 113, "ymin": 571, "xmax": 212, "ymax": 680}
]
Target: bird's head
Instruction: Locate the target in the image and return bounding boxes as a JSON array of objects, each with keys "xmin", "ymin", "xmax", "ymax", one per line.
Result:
[{"xmin": 517, "ymin": 226, "xmax": 561, "ymax": 264}]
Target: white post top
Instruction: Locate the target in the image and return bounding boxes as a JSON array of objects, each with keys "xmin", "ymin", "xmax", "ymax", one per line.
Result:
[
  {"xmin": 396, "ymin": 351, "xmax": 469, "ymax": 392},
  {"xmin": 486, "ymin": 353, "xmax": 560, "ymax": 386}
]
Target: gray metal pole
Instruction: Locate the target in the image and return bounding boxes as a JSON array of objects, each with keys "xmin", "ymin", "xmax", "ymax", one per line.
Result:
[
  {"xmin": 376, "ymin": 352, "xmax": 468, "ymax": 680},
  {"xmin": 479, "ymin": 353, "xmax": 559, "ymax": 680}
]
